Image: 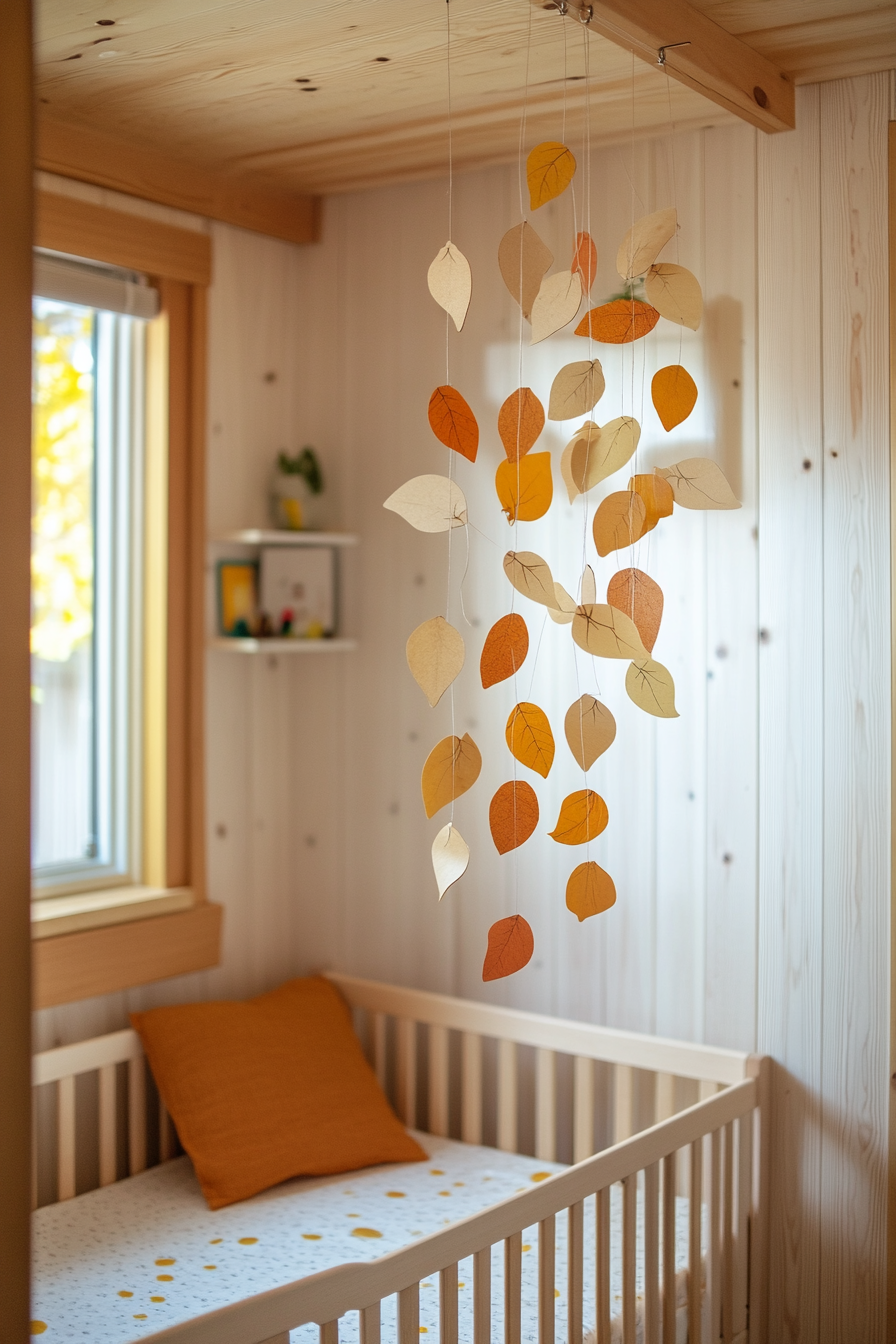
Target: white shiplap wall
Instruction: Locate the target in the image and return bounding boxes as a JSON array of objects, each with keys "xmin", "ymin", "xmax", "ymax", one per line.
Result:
[{"xmin": 34, "ymin": 72, "xmax": 892, "ymax": 1340}]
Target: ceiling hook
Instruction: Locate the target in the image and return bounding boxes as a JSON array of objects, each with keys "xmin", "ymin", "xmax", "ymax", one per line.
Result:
[
  {"xmin": 553, "ymin": 0, "xmax": 569, "ymax": 15},
  {"xmin": 657, "ymin": 40, "xmax": 691, "ymax": 66},
  {"xmin": 575, "ymin": 4, "xmax": 593, "ymax": 24}
]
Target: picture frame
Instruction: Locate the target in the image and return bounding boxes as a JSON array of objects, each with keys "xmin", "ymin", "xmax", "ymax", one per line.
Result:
[{"xmin": 216, "ymin": 560, "xmax": 258, "ymax": 636}]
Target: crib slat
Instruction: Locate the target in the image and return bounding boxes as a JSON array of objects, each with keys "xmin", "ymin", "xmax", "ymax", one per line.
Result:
[
  {"xmin": 723, "ymin": 1121, "xmax": 734, "ymax": 1342},
  {"xmin": 535, "ymin": 1048, "xmax": 556, "ymax": 1162},
  {"xmin": 497, "ymin": 1038, "xmax": 517, "ymax": 1152},
  {"xmin": 689, "ymin": 1138, "xmax": 703, "ymax": 1344},
  {"xmin": 662, "ymin": 1153, "xmax": 677, "ymax": 1344},
  {"xmin": 709, "ymin": 1127, "xmax": 722, "ymax": 1340},
  {"xmin": 428, "ymin": 1024, "xmax": 450, "ymax": 1137},
  {"xmin": 621, "ymin": 1174, "xmax": 636, "ymax": 1344},
  {"xmin": 439, "ymin": 1263, "xmax": 458, "ymax": 1344},
  {"xmin": 644, "ymin": 1162, "xmax": 660, "ymax": 1342},
  {"xmin": 567, "ymin": 1201, "xmax": 584, "ymax": 1344},
  {"xmin": 572, "ymin": 1056, "xmax": 594, "ymax": 1163},
  {"xmin": 397, "ymin": 1283, "xmax": 419, "ymax": 1344},
  {"xmin": 360, "ymin": 1302, "xmax": 381, "ymax": 1344},
  {"xmin": 538, "ymin": 1213, "xmax": 555, "ymax": 1344},
  {"xmin": 732, "ymin": 1111, "xmax": 752, "ymax": 1337},
  {"xmin": 98, "ymin": 1063, "xmax": 117, "ymax": 1187},
  {"xmin": 57, "ymin": 1074, "xmax": 76, "ymax": 1202},
  {"xmin": 655, "ymin": 1072, "xmax": 676, "ymax": 1123},
  {"xmin": 473, "ymin": 1246, "xmax": 491, "ymax": 1344},
  {"xmin": 461, "ymin": 1032, "xmax": 482, "ymax": 1145},
  {"xmin": 613, "ymin": 1065, "xmax": 634, "ymax": 1143},
  {"xmin": 372, "ymin": 1012, "xmax": 388, "ymax": 1092},
  {"xmin": 128, "ymin": 1054, "xmax": 147, "ymax": 1175},
  {"xmin": 159, "ymin": 1099, "xmax": 175, "ymax": 1162},
  {"xmin": 319, "ymin": 1328, "xmax": 338, "ymax": 1344},
  {"xmin": 595, "ymin": 1186, "xmax": 611, "ymax": 1344},
  {"xmin": 396, "ymin": 1018, "xmax": 417, "ymax": 1129},
  {"xmin": 504, "ymin": 1231, "xmax": 522, "ymax": 1344}
]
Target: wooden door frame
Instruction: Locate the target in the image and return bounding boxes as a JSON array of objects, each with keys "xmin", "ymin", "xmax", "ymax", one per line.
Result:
[{"xmin": 889, "ymin": 117, "xmax": 896, "ymax": 1344}]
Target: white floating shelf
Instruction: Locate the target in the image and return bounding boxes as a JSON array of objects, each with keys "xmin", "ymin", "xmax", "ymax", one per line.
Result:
[
  {"xmin": 211, "ymin": 530, "xmax": 359, "ymax": 547},
  {"xmin": 209, "ymin": 637, "xmax": 357, "ymax": 654}
]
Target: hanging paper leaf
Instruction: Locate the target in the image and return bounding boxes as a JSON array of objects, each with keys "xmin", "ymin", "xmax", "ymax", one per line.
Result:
[
  {"xmin": 564, "ymin": 694, "xmax": 616, "ymax": 770},
  {"xmin": 625, "ymin": 657, "xmax": 679, "ymax": 718},
  {"xmin": 571, "ymin": 232, "xmax": 598, "ymax": 292},
  {"xmin": 530, "ymin": 270, "xmax": 582, "ymax": 345},
  {"xmin": 432, "ymin": 823, "xmax": 470, "ymax": 900},
  {"xmin": 503, "ymin": 551, "xmax": 559, "ymax": 609},
  {"xmin": 559, "ymin": 439, "xmax": 580, "ymax": 504},
  {"xmin": 427, "ymin": 386, "xmax": 479, "ymax": 462},
  {"xmin": 498, "ymin": 388, "xmax": 545, "ymax": 461},
  {"xmin": 606, "ymin": 569, "xmax": 663, "ymax": 654},
  {"xmin": 406, "ymin": 616, "xmax": 465, "ymax": 707},
  {"xmin": 592, "ymin": 491, "xmax": 649, "ymax": 556},
  {"xmin": 498, "ymin": 222, "xmax": 553, "ymax": 321},
  {"xmin": 656, "ymin": 458, "xmax": 741, "ymax": 510},
  {"xmin": 549, "ymin": 789, "xmax": 609, "ymax": 845},
  {"xmin": 480, "ymin": 613, "xmax": 529, "ymax": 688},
  {"xmin": 384, "ymin": 475, "xmax": 468, "ymax": 533},
  {"xmin": 567, "ymin": 422, "xmax": 604, "ymax": 495},
  {"xmin": 482, "ymin": 914, "xmax": 534, "ymax": 981},
  {"xmin": 566, "ymin": 862, "xmax": 617, "ymax": 921},
  {"xmin": 548, "ymin": 583, "xmax": 576, "ymax": 625},
  {"xmin": 586, "ymin": 416, "xmax": 641, "ymax": 485},
  {"xmin": 505, "ymin": 702, "xmax": 555, "ymax": 778},
  {"xmin": 629, "ymin": 472, "xmax": 674, "ymax": 533},
  {"xmin": 644, "ymin": 262, "xmax": 703, "ymax": 330},
  {"xmin": 526, "ymin": 141, "xmax": 577, "ymax": 210},
  {"xmin": 575, "ymin": 299, "xmax": 660, "ymax": 344},
  {"xmin": 495, "ymin": 452, "xmax": 553, "ymax": 524},
  {"xmin": 580, "ymin": 565, "xmax": 596, "ymax": 605},
  {"xmin": 617, "ymin": 207, "xmax": 677, "ymax": 280},
  {"xmin": 421, "ymin": 733, "xmax": 482, "ymax": 818},
  {"xmin": 652, "ymin": 365, "xmax": 698, "ymax": 432},
  {"xmin": 489, "ymin": 780, "xmax": 540, "ymax": 854},
  {"xmin": 427, "ymin": 241, "xmax": 472, "ymax": 332},
  {"xmin": 548, "ymin": 361, "xmax": 605, "ymax": 421},
  {"xmin": 571, "ymin": 603, "xmax": 647, "ymax": 660}
]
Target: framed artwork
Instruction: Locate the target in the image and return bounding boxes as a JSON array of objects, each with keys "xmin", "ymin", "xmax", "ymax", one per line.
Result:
[
  {"xmin": 259, "ymin": 547, "xmax": 334, "ymax": 637},
  {"xmin": 217, "ymin": 561, "xmax": 258, "ymax": 636}
]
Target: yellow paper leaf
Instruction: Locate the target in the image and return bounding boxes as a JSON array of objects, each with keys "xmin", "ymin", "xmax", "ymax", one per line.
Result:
[
  {"xmin": 592, "ymin": 491, "xmax": 648, "ymax": 556},
  {"xmin": 480, "ymin": 613, "xmax": 529, "ymax": 687},
  {"xmin": 606, "ymin": 568, "xmax": 663, "ymax": 654},
  {"xmin": 421, "ymin": 733, "xmax": 482, "ymax": 818},
  {"xmin": 506, "ymin": 702, "xmax": 555, "ymax": 778},
  {"xmin": 406, "ymin": 616, "xmax": 465, "ymax": 707},
  {"xmin": 503, "ymin": 551, "xmax": 558, "ymax": 609},
  {"xmin": 644, "ymin": 262, "xmax": 703, "ymax": 330},
  {"xmin": 616, "ymin": 207, "xmax": 678, "ymax": 280},
  {"xmin": 571, "ymin": 603, "xmax": 647, "ymax": 660},
  {"xmin": 566, "ymin": 862, "xmax": 616, "ymax": 921},
  {"xmin": 498, "ymin": 222, "xmax": 553, "ymax": 321},
  {"xmin": 591, "ymin": 416, "xmax": 641, "ymax": 482},
  {"xmin": 571, "ymin": 232, "xmax": 598, "ymax": 292},
  {"xmin": 530, "ymin": 269, "xmax": 582, "ymax": 345},
  {"xmin": 547, "ymin": 583, "xmax": 576, "ymax": 625},
  {"xmin": 498, "ymin": 388, "xmax": 545, "ymax": 461},
  {"xmin": 629, "ymin": 473, "xmax": 674, "ymax": 533},
  {"xmin": 651, "ymin": 365, "xmax": 698, "ymax": 432},
  {"xmin": 564, "ymin": 693, "xmax": 616, "ymax": 770},
  {"xmin": 489, "ymin": 780, "xmax": 539, "ymax": 854},
  {"xmin": 656, "ymin": 458, "xmax": 741, "ymax": 510},
  {"xmin": 496, "ymin": 452, "xmax": 553, "ymax": 524},
  {"xmin": 548, "ymin": 360, "xmax": 605, "ymax": 422},
  {"xmin": 384, "ymin": 475, "xmax": 467, "ymax": 532},
  {"xmin": 427, "ymin": 386, "xmax": 479, "ymax": 462},
  {"xmin": 549, "ymin": 789, "xmax": 609, "ymax": 845},
  {"xmin": 432, "ymin": 823, "xmax": 470, "ymax": 900},
  {"xmin": 427, "ymin": 241, "xmax": 472, "ymax": 332},
  {"xmin": 482, "ymin": 914, "xmax": 534, "ymax": 981},
  {"xmin": 527, "ymin": 141, "xmax": 576, "ymax": 210},
  {"xmin": 575, "ymin": 300, "xmax": 660, "ymax": 344},
  {"xmin": 625, "ymin": 657, "xmax": 679, "ymax": 718}
]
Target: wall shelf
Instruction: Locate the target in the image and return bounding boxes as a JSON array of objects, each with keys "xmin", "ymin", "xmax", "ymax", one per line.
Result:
[
  {"xmin": 209, "ymin": 637, "xmax": 357, "ymax": 654},
  {"xmin": 211, "ymin": 530, "xmax": 358, "ymax": 548}
]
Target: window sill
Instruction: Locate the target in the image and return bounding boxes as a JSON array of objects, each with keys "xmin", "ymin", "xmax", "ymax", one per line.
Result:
[{"xmin": 32, "ymin": 884, "xmax": 195, "ymax": 940}]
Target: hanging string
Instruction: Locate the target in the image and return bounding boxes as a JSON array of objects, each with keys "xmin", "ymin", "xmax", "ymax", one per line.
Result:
[{"xmin": 442, "ymin": 0, "xmax": 458, "ymax": 828}]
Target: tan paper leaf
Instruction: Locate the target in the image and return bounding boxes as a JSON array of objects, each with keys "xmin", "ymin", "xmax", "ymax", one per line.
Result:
[
  {"xmin": 527, "ymin": 141, "xmax": 576, "ymax": 210},
  {"xmin": 564, "ymin": 694, "xmax": 616, "ymax": 770},
  {"xmin": 560, "ymin": 442, "xmax": 579, "ymax": 504},
  {"xmin": 625, "ymin": 657, "xmax": 679, "ymax": 718},
  {"xmin": 489, "ymin": 780, "xmax": 539, "ymax": 854},
  {"xmin": 592, "ymin": 491, "xmax": 648, "ymax": 556},
  {"xmin": 571, "ymin": 603, "xmax": 647, "ymax": 660},
  {"xmin": 570, "ymin": 423, "xmax": 610, "ymax": 495},
  {"xmin": 384, "ymin": 475, "xmax": 467, "ymax": 533},
  {"xmin": 629, "ymin": 473, "xmax": 674, "ymax": 533},
  {"xmin": 571, "ymin": 231, "xmax": 598, "ymax": 292},
  {"xmin": 482, "ymin": 914, "xmax": 534, "ymax": 981},
  {"xmin": 506, "ymin": 702, "xmax": 555, "ymax": 778},
  {"xmin": 548, "ymin": 583, "xmax": 576, "ymax": 625},
  {"xmin": 617, "ymin": 207, "xmax": 678, "ymax": 280},
  {"xmin": 575, "ymin": 300, "xmax": 660, "ymax": 344},
  {"xmin": 503, "ymin": 551, "xmax": 558, "ymax": 609},
  {"xmin": 421, "ymin": 733, "xmax": 482, "ymax": 818},
  {"xmin": 432, "ymin": 823, "xmax": 470, "ymax": 900},
  {"xmin": 498, "ymin": 222, "xmax": 553, "ymax": 321},
  {"xmin": 656, "ymin": 458, "xmax": 741, "ymax": 510},
  {"xmin": 644, "ymin": 262, "xmax": 703, "ymax": 330},
  {"xmin": 548, "ymin": 360, "xmax": 606, "ymax": 422},
  {"xmin": 651, "ymin": 365, "xmax": 698, "ymax": 431},
  {"xmin": 606, "ymin": 569, "xmax": 663, "ymax": 654},
  {"xmin": 427, "ymin": 241, "xmax": 472, "ymax": 332},
  {"xmin": 580, "ymin": 565, "xmax": 596, "ymax": 605},
  {"xmin": 566, "ymin": 861, "xmax": 616, "ymax": 921},
  {"xmin": 428, "ymin": 385, "xmax": 479, "ymax": 462},
  {"xmin": 530, "ymin": 269, "xmax": 582, "ymax": 345},
  {"xmin": 406, "ymin": 616, "xmax": 465, "ymax": 707},
  {"xmin": 498, "ymin": 387, "xmax": 545, "ymax": 461},
  {"xmin": 495, "ymin": 452, "xmax": 553, "ymax": 524},
  {"xmin": 549, "ymin": 789, "xmax": 609, "ymax": 845},
  {"xmin": 591, "ymin": 416, "xmax": 641, "ymax": 481},
  {"xmin": 480, "ymin": 613, "xmax": 529, "ymax": 688}
]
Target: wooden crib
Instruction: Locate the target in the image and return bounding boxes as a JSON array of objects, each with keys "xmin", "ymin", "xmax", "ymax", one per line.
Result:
[{"xmin": 33, "ymin": 972, "xmax": 769, "ymax": 1344}]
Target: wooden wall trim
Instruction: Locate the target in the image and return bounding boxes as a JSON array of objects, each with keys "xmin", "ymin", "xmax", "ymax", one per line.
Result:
[
  {"xmin": 888, "ymin": 116, "xmax": 896, "ymax": 1344},
  {"xmin": 37, "ymin": 115, "xmax": 322, "ymax": 248}
]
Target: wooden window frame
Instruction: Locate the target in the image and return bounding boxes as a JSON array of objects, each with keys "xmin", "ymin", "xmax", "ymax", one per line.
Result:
[{"xmin": 31, "ymin": 190, "xmax": 221, "ymax": 1008}]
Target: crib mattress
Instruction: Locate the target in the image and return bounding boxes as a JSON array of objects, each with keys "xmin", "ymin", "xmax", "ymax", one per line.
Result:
[{"xmin": 32, "ymin": 1133, "xmax": 695, "ymax": 1343}]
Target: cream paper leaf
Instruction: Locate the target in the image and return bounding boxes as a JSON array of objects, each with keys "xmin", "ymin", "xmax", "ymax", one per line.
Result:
[
  {"xmin": 564, "ymin": 694, "xmax": 616, "ymax": 770},
  {"xmin": 571, "ymin": 603, "xmax": 647, "ymax": 660},
  {"xmin": 617, "ymin": 207, "xmax": 678, "ymax": 280},
  {"xmin": 644, "ymin": 263, "xmax": 703, "ymax": 330},
  {"xmin": 503, "ymin": 551, "xmax": 559, "ymax": 609},
  {"xmin": 432, "ymin": 823, "xmax": 470, "ymax": 900},
  {"xmin": 548, "ymin": 582, "xmax": 576, "ymax": 625},
  {"xmin": 427, "ymin": 241, "xmax": 472, "ymax": 332},
  {"xmin": 530, "ymin": 269, "xmax": 582, "ymax": 345},
  {"xmin": 406, "ymin": 616, "xmax": 465, "ymax": 708},
  {"xmin": 580, "ymin": 565, "xmax": 596, "ymax": 605},
  {"xmin": 625, "ymin": 657, "xmax": 679, "ymax": 718},
  {"xmin": 383, "ymin": 475, "xmax": 468, "ymax": 532},
  {"xmin": 571, "ymin": 416, "xmax": 640, "ymax": 493},
  {"xmin": 548, "ymin": 360, "xmax": 605, "ymax": 421},
  {"xmin": 498, "ymin": 222, "xmax": 553, "ymax": 321},
  {"xmin": 560, "ymin": 441, "xmax": 579, "ymax": 504},
  {"xmin": 656, "ymin": 458, "xmax": 741, "ymax": 510}
]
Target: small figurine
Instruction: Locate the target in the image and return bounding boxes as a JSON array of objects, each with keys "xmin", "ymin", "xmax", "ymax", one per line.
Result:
[{"xmin": 279, "ymin": 608, "xmax": 294, "ymax": 637}]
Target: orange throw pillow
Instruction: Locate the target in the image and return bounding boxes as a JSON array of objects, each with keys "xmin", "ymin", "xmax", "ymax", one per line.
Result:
[{"xmin": 130, "ymin": 976, "xmax": 426, "ymax": 1209}]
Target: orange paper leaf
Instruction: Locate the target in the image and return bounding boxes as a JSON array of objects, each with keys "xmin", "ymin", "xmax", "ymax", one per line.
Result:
[
  {"xmin": 575, "ymin": 300, "xmax": 660, "ymax": 344},
  {"xmin": 482, "ymin": 914, "xmax": 534, "ymax": 981},
  {"xmin": 652, "ymin": 365, "xmax": 698, "ymax": 431},
  {"xmin": 606, "ymin": 568, "xmax": 663, "ymax": 654},
  {"xmin": 480, "ymin": 613, "xmax": 529, "ymax": 688},
  {"xmin": 421, "ymin": 733, "xmax": 482, "ymax": 819},
  {"xmin": 566, "ymin": 861, "xmax": 616, "ymax": 921},
  {"xmin": 489, "ymin": 780, "xmax": 539, "ymax": 854},
  {"xmin": 428, "ymin": 386, "xmax": 479, "ymax": 462},
  {"xmin": 527, "ymin": 141, "xmax": 576, "ymax": 210},
  {"xmin": 629, "ymin": 472, "xmax": 674, "ymax": 532},
  {"xmin": 549, "ymin": 790, "xmax": 609, "ymax": 846},
  {"xmin": 498, "ymin": 388, "xmax": 545, "ymax": 462},
  {"xmin": 571, "ymin": 232, "xmax": 598, "ymax": 292},
  {"xmin": 496, "ymin": 452, "xmax": 553, "ymax": 524},
  {"xmin": 592, "ymin": 491, "xmax": 648, "ymax": 556},
  {"xmin": 505, "ymin": 702, "xmax": 555, "ymax": 778}
]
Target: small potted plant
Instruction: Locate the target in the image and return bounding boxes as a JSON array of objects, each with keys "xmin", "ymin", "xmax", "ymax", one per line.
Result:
[{"xmin": 272, "ymin": 446, "xmax": 324, "ymax": 530}]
